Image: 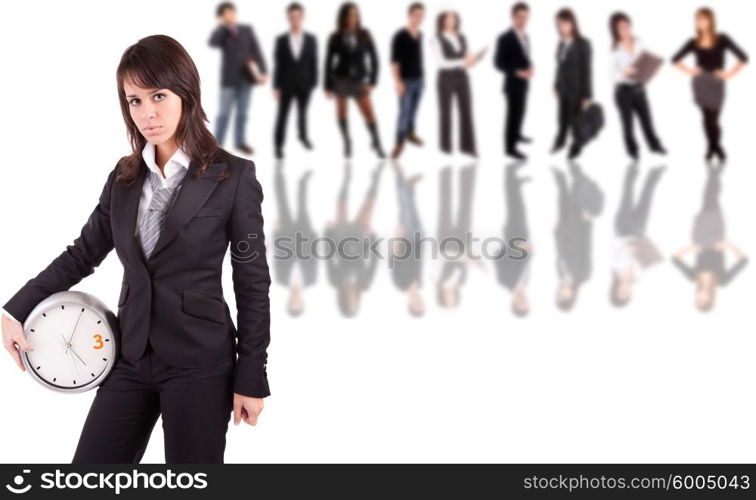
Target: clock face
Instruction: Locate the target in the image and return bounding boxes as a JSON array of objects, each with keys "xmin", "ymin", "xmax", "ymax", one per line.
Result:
[{"xmin": 24, "ymin": 301, "xmax": 116, "ymax": 391}]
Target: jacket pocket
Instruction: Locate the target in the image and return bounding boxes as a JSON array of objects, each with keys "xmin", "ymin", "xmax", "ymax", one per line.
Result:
[
  {"xmin": 117, "ymin": 284, "xmax": 129, "ymax": 307},
  {"xmin": 182, "ymin": 288, "xmax": 226, "ymax": 323},
  {"xmin": 193, "ymin": 206, "xmax": 222, "ymax": 218}
]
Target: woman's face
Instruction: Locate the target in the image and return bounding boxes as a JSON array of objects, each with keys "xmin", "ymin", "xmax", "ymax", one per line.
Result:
[
  {"xmin": 346, "ymin": 7, "xmax": 358, "ymax": 30},
  {"xmin": 696, "ymin": 13, "xmax": 711, "ymax": 33},
  {"xmin": 443, "ymin": 13, "xmax": 457, "ymax": 32},
  {"xmin": 556, "ymin": 18, "xmax": 573, "ymax": 38},
  {"xmin": 123, "ymin": 79, "xmax": 182, "ymax": 146},
  {"xmin": 617, "ymin": 19, "xmax": 632, "ymax": 40}
]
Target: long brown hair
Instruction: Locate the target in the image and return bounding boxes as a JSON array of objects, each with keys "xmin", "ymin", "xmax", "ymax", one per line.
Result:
[
  {"xmin": 556, "ymin": 8, "xmax": 582, "ymax": 41},
  {"xmin": 335, "ymin": 2, "xmax": 369, "ymax": 42},
  {"xmin": 695, "ymin": 7, "xmax": 719, "ymax": 47},
  {"xmin": 115, "ymin": 35, "xmax": 219, "ymax": 184},
  {"xmin": 609, "ymin": 12, "xmax": 631, "ymax": 50},
  {"xmin": 436, "ymin": 10, "xmax": 460, "ymax": 35}
]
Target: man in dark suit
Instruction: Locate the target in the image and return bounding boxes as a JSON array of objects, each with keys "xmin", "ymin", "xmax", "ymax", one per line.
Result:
[
  {"xmin": 494, "ymin": 3, "xmax": 533, "ymax": 160},
  {"xmin": 209, "ymin": 2, "xmax": 268, "ymax": 155},
  {"xmin": 272, "ymin": 3, "xmax": 318, "ymax": 159}
]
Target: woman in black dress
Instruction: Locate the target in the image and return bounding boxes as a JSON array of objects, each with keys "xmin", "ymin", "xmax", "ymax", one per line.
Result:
[
  {"xmin": 672, "ymin": 7, "xmax": 748, "ymax": 163},
  {"xmin": 324, "ymin": 2, "xmax": 386, "ymax": 159}
]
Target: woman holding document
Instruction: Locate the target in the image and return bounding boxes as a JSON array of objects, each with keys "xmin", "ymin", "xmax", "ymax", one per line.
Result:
[
  {"xmin": 609, "ymin": 12, "xmax": 666, "ymax": 160},
  {"xmin": 433, "ymin": 10, "xmax": 484, "ymax": 157}
]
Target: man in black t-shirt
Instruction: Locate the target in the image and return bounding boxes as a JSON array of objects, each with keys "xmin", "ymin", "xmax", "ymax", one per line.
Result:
[{"xmin": 390, "ymin": 3, "xmax": 426, "ymax": 159}]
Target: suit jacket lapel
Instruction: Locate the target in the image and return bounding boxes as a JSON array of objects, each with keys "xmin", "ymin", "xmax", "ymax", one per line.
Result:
[
  {"xmin": 113, "ymin": 160, "xmax": 148, "ymax": 270},
  {"xmin": 147, "ymin": 160, "xmax": 227, "ymax": 261}
]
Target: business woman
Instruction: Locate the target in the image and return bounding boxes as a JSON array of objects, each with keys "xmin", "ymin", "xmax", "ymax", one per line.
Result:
[
  {"xmin": 324, "ymin": 2, "xmax": 386, "ymax": 159},
  {"xmin": 672, "ymin": 7, "xmax": 748, "ymax": 163},
  {"xmin": 609, "ymin": 12, "xmax": 666, "ymax": 160},
  {"xmin": 1, "ymin": 35, "xmax": 271, "ymax": 463},
  {"xmin": 552, "ymin": 8, "xmax": 593, "ymax": 160},
  {"xmin": 433, "ymin": 11, "xmax": 480, "ymax": 157}
]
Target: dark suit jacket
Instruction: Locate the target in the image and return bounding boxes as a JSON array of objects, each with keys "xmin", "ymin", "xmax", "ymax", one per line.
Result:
[
  {"xmin": 494, "ymin": 28, "xmax": 531, "ymax": 93},
  {"xmin": 324, "ymin": 29, "xmax": 379, "ymax": 91},
  {"xmin": 3, "ymin": 149, "xmax": 271, "ymax": 398},
  {"xmin": 273, "ymin": 32, "xmax": 317, "ymax": 93},
  {"xmin": 554, "ymin": 37, "xmax": 592, "ymax": 100},
  {"xmin": 209, "ymin": 23, "xmax": 268, "ymax": 87}
]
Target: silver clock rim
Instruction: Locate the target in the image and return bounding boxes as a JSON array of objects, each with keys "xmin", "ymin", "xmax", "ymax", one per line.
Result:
[{"xmin": 22, "ymin": 291, "xmax": 120, "ymax": 394}]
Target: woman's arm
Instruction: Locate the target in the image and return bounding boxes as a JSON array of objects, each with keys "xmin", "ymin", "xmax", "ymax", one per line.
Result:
[
  {"xmin": 581, "ymin": 39, "xmax": 593, "ymax": 103},
  {"xmin": 672, "ymin": 39, "xmax": 699, "ymax": 75},
  {"xmin": 3, "ymin": 165, "xmax": 118, "ymax": 323},
  {"xmin": 324, "ymin": 34, "xmax": 337, "ymax": 92},
  {"xmin": 365, "ymin": 31, "xmax": 379, "ymax": 87},
  {"xmin": 228, "ymin": 161, "xmax": 271, "ymax": 399}
]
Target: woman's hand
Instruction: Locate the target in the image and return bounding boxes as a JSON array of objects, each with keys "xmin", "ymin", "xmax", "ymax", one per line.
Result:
[
  {"xmin": 714, "ymin": 69, "xmax": 729, "ymax": 81},
  {"xmin": 2, "ymin": 314, "xmax": 31, "ymax": 371},
  {"xmin": 363, "ymin": 84, "xmax": 373, "ymax": 95},
  {"xmin": 233, "ymin": 393, "xmax": 264, "ymax": 426},
  {"xmin": 623, "ymin": 65, "xmax": 637, "ymax": 77},
  {"xmin": 582, "ymin": 98, "xmax": 592, "ymax": 109},
  {"xmin": 325, "ymin": 91, "xmax": 334, "ymax": 100},
  {"xmin": 395, "ymin": 80, "xmax": 405, "ymax": 96},
  {"xmin": 464, "ymin": 53, "xmax": 476, "ymax": 68}
]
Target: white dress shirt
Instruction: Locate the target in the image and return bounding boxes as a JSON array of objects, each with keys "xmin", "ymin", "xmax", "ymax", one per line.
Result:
[
  {"xmin": 433, "ymin": 32, "xmax": 467, "ymax": 70},
  {"xmin": 135, "ymin": 142, "xmax": 191, "ymax": 236},
  {"xmin": 514, "ymin": 28, "xmax": 529, "ymax": 55},
  {"xmin": 611, "ymin": 38, "xmax": 644, "ymax": 84},
  {"xmin": 289, "ymin": 31, "xmax": 304, "ymax": 59},
  {"xmin": 0, "ymin": 144, "xmax": 191, "ymax": 325},
  {"xmin": 559, "ymin": 37, "xmax": 573, "ymax": 62}
]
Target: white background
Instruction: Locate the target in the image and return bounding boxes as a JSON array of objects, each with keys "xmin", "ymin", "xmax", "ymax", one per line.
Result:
[{"xmin": 0, "ymin": 0, "xmax": 753, "ymax": 462}]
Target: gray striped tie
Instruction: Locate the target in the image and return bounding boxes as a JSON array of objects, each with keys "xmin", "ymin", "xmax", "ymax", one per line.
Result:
[{"xmin": 138, "ymin": 167, "xmax": 188, "ymax": 259}]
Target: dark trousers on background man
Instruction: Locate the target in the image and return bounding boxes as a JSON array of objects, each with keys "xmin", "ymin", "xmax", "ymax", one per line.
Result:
[
  {"xmin": 274, "ymin": 89, "xmax": 312, "ymax": 153},
  {"xmin": 505, "ymin": 84, "xmax": 527, "ymax": 154}
]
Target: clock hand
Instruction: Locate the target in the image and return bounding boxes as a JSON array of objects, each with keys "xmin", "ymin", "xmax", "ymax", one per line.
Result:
[
  {"xmin": 61, "ymin": 333, "xmax": 69, "ymax": 354},
  {"xmin": 67, "ymin": 308, "xmax": 85, "ymax": 344},
  {"xmin": 69, "ymin": 347, "xmax": 88, "ymax": 367},
  {"xmin": 68, "ymin": 351, "xmax": 79, "ymax": 378}
]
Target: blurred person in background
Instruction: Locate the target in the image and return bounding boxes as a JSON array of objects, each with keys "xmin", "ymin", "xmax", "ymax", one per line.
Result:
[
  {"xmin": 609, "ymin": 12, "xmax": 666, "ymax": 161},
  {"xmin": 390, "ymin": 2, "xmax": 427, "ymax": 159},
  {"xmin": 551, "ymin": 8, "xmax": 593, "ymax": 160},
  {"xmin": 433, "ymin": 11, "xmax": 484, "ymax": 158},
  {"xmin": 272, "ymin": 2, "xmax": 318, "ymax": 160},
  {"xmin": 324, "ymin": 2, "xmax": 386, "ymax": 159},
  {"xmin": 672, "ymin": 7, "xmax": 748, "ymax": 164},
  {"xmin": 209, "ymin": 2, "xmax": 268, "ymax": 155},
  {"xmin": 494, "ymin": 2, "xmax": 533, "ymax": 160}
]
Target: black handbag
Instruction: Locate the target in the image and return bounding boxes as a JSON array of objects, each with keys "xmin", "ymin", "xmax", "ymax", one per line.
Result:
[{"xmin": 572, "ymin": 103, "xmax": 604, "ymax": 145}]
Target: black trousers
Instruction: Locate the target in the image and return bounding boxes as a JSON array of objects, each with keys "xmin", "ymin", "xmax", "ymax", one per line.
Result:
[
  {"xmin": 274, "ymin": 89, "xmax": 312, "ymax": 150},
  {"xmin": 701, "ymin": 107, "xmax": 722, "ymax": 153},
  {"xmin": 614, "ymin": 84, "xmax": 662, "ymax": 157},
  {"xmin": 438, "ymin": 69, "xmax": 476, "ymax": 155},
  {"xmin": 504, "ymin": 85, "xmax": 528, "ymax": 152},
  {"xmin": 72, "ymin": 340, "xmax": 234, "ymax": 464},
  {"xmin": 554, "ymin": 94, "xmax": 582, "ymax": 152}
]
